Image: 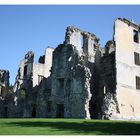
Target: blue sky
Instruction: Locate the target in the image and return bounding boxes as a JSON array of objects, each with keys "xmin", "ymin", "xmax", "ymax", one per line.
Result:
[{"xmin": 0, "ymin": 5, "xmax": 140, "ymax": 84}]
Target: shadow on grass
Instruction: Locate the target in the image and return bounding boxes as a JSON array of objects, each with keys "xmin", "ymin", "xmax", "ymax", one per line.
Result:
[{"xmin": 6, "ymin": 120, "xmax": 140, "ymax": 135}]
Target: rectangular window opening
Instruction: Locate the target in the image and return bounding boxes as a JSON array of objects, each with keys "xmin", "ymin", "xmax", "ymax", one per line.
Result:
[
  {"xmin": 134, "ymin": 52, "xmax": 140, "ymax": 66},
  {"xmin": 0, "ymin": 86, "xmax": 2, "ymax": 96},
  {"xmin": 24, "ymin": 65, "xmax": 27, "ymax": 76},
  {"xmin": 38, "ymin": 55, "xmax": 45, "ymax": 64},
  {"xmin": 136, "ymin": 76, "xmax": 140, "ymax": 90},
  {"xmin": 47, "ymin": 101, "xmax": 52, "ymax": 112},
  {"xmin": 133, "ymin": 30, "xmax": 139, "ymax": 43},
  {"xmin": 56, "ymin": 104, "xmax": 64, "ymax": 118}
]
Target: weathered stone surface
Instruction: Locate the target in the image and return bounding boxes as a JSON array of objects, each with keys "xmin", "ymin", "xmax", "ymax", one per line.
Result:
[
  {"xmin": 0, "ymin": 70, "xmax": 10, "ymax": 117},
  {"xmin": 96, "ymin": 41, "xmax": 119, "ymax": 119},
  {"xmin": 33, "ymin": 47, "xmax": 54, "ymax": 87},
  {"xmin": 9, "ymin": 47, "xmax": 53, "ymax": 118},
  {"xmin": 114, "ymin": 18, "xmax": 140, "ymax": 119},
  {"xmin": 50, "ymin": 26, "xmax": 99, "ymax": 119},
  {"xmin": 102, "ymin": 93, "xmax": 119, "ymax": 119},
  {"xmin": 36, "ymin": 77, "xmax": 51, "ymax": 118},
  {"xmin": 1, "ymin": 18, "xmax": 140, "ymax": 120}
]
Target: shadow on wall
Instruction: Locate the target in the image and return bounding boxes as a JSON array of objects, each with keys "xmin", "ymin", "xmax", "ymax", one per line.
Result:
[{"xmin": 6, "ymin": 120, "xmax": 140, "ymax": 135}]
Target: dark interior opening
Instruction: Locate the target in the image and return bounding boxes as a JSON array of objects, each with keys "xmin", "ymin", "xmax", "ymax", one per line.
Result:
[
  {"xmin": 134, "ymin": 52, "xmax": 140, "ymax": 66},
  {"xmin": 133, "ymin": 30, "xmax": 139, "ymax": 43},
  {"xmin": 47, "ymin": 101, "xmax": 52, "ymax": 112},
  {"xmin": 89, "ymin": 98, "xmax": 95, "ymax": 119},
  {"xmin": 56, "ymin": 104, "xmax": 64, "ymax": 118},
  {"xmin": 32, "ymin": 107, "xmax": 36, "ymax": 118},
  {"xmin": 0, "ymin": 87, "xmax": 3, "ymax": 96},
  {"xmin": 4, "ymin": 107, "xmax": 8, "ymax": 118},
  {"xmin": 38, "ymin": 55, "xmax": 45, "ymax": 64},
  {"xmin": 24, "ymin": 65, "xmax": 27, "ymax": 76},
  {"xmin": 136, "ymin": 76, "xmax": 140, "ymax": 90}
]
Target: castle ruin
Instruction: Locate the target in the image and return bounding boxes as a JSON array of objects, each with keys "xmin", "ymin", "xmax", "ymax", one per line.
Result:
[{"xmin": 1, "ymin": 18, "xmax": 140, "ymax": 120}]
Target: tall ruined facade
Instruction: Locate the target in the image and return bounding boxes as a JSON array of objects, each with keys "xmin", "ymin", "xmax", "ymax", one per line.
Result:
[
  {"xmin": 1, "ymin": 18, "xmax": 140, "ymax": 120},
  {"xmin": 10, "ymin": 51, "xmax": 34, "ymax": 117},
  {"xmin": 0, "ymin": 70, "xmax": 9, "ymax": 117},
  {"xmin": 50, "ymin": 27, "xmax": 99, "ymax": 119},
  {"xmin": 97, "ymin": 18, "xmax": 140, "ymax": 120},
  {"xmin": 113, "ymin": 18, "xmax": 140, "ymax": 119},
  {"xmin": 10, "ymin": 47, "xmax": 54, "ymax": 118}
]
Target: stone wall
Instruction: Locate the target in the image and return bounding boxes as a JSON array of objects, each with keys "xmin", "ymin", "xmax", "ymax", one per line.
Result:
[
  {"xmin": 114, "ymin": 18, "xmax": 140, "ymax": 119},
  {"xmin": 51, "ymin": 27, "xmax": 99, "ymax": 119},
  {"xmin": 1, "ymin": 19, "xmax": 140, "ymax": 120},
  {"xmin": 10, "ymin": 51, "xmax": 34, "ymax": 117},
  {"xmin": 99, "ymin": 41, "xmax": 119, "ymax": 119},
  {"xmin": 9, "ymin": 47, "xmax": 54, "ymax": 118},
  {"xmin": 0, "ymin": 70, "xmax": 9, "ymax": 117},
  {"xmin": 33, "ymin": 47, "xmax": 54, "ymax": 87},
  {"xmin": 51, "ymin": 44, "xmax": 92, "ymax": 118}
]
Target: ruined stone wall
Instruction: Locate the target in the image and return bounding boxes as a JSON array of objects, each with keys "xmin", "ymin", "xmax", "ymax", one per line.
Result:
[
  {"xmin": 36, "ymin": 76, "xmax": 51, "ymax": 118},
  {"xmin": 0, "ymin": 70, "xmax": 9, "ymax": 98},
  {"xmin": 2, "ymin": 19, "xmax": 140, "ymax": 120},
  {"xmin": 64, "ymin": 26, "xmax": 99, "ymax": 63},
  {"xmin": 114, "ymin": 18, "xmax": 140, "ymax": 119},
  {"xmin": 33, "ymin": 47, "xmax": 54, "ymax": 87},
  {"xmin": 51, "ymin": 44, "xmax": 92, "ymax": 118},
  {"xmin": 10, "ymin": 51, "xmax": 34, "ymax": 117},
  {"xmin": 13, "ymin": 51, "xmax": 34, "ymax": 92},
  {"xmin": 51, "ymin": 44, "xmax": 78, "ymax": 118},
  {"xmin": 10, "ymin": 47, "xmax": 54, "ymax": 118},
  {"xmin": 89, "ymin": 40, "xmax": 119, "ymax": 119},
  {"xmin": 93, "ymin": 18, "xmax": 140, "ymax": 120},
  {"xmin": 32, "ymin": 64, "xmax": 51, "ymax": 118},
  {"xmin": 98, "ymin": 41, "xmax": 119, "ymax": 119},
  {"xmin": 34, "ymin": 47, "xmax": 54, "ymax": 118},
  {"xmin": 51, "ymin": 27, "xmax": 99, "ymax": 119},
  {"xmin": 0, "ymin": 70, "xmax": 9, "ymax": 117}
]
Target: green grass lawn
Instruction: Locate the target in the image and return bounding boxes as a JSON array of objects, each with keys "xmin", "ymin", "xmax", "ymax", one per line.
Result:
[{"xmin": 0, "ymin": 118, "xmax": 140, "ymax": 135}]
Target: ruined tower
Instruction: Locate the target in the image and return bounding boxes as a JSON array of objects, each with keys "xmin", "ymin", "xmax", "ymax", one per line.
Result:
[{"xmin": 50, "ymin": 26, "xmax": 99, "ymax": 119}]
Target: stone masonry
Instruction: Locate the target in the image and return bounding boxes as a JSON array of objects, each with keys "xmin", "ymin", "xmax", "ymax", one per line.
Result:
[
  {"xmin": 1, "ymin": 18, "xmax": 140, "ymax": 120},
  {"xmin": 0, "ymin": 70, "xmax": 9, "ymax": 117},
  {"xmin": 50, "ymin": 26, "xmax": 99, "ymax": 119}
]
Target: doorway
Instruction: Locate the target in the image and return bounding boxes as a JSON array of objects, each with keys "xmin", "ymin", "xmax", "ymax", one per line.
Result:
[
  {"xmin": 32, "ymin": 107, "xmax": 36, "ymax": 118},
  {"xmin": 56, "ymin": 104, "xmax": 64, "ymax": 118},
  {"xmin": 4, "ymin": 107, "xmax": 8, "ymax": 118}
]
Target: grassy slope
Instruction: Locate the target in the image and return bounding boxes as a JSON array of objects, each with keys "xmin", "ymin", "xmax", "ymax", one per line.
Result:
[{"xmin": 0, "ymin": 118, "xmax": 140, "ymax": 135}]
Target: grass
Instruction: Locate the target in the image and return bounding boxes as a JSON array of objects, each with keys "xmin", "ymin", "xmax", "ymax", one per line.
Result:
[{"xmin": 0, "ymin": 118, "xmax": 140, "ymax": 135}]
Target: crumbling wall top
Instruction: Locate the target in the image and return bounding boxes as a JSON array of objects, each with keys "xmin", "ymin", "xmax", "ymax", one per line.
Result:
[
  {"xmin": 104, "ymin": 40, "xmax": 115, "ymax": 55},
  {"xmin": 0, "ymin": 69, "xmax": 9, "ymax": 74},
  {"xmin": 105, "ymin": 40, "xmax": 115, "ymax": 48},
  {"xmin": 0, "ymin": 69, "xmax": 9, "ymax": 86},
  {"xmin": 46, "ymin": 46, "xmax": 54, "ymax": 50},
  {"xmin": 66, "ymin": 26, "xmax": 99, "ymax": 41},
  {"xmin": 117, "ymin": 18, "xmax": 140, "ymax": 30},
  {"xmin": 24, "ymin": 51, "xmax": 34, "ymax": 62}
]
